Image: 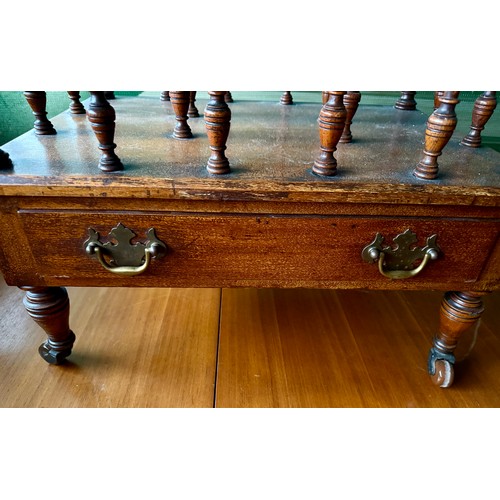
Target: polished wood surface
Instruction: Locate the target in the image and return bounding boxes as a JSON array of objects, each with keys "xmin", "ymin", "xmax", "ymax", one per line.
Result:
[
  {"xmin": 1, "ymin": 276, "xmax": 499, "ymax": 407},
  {"xmin": 312, "ymin": 91, "xmax": 347, "ymax": 176},
  {"xmin": 280, "ymin": 91, "xmax": 293, "ymax": 105},
  {"xmin": 216, "ymin": 288, "xmax": 500, "ymax": 407},
  {"xmin": 339, "ymin": 91, "xmax": 361, "ymax": 143},
  {"xmin": 86, "ymin": 91, "xmax": 123, "ymax": 172},
  {"xmin": 415, "ymin": 91, "xmax": 460, "ymax": 180},
  {"xmin": 67, "ymin": 91, "xmax": 86, "ymax": 114},
  {"xmin": 20, "ymin": 285, "xmax": 75, "ymax": 365},
  {"xmin": 169, "ymin": 91, "xmax": 193, "ymax": 139},
  {"xmin": 0, "ymin": 277, "xmax": 220, "ymax": 407},
  {"xmin": 395, "ymin": 91, "xmax": 417, "ymax": 110},
  {"xmin": 5, "ymin": 209, "xmax": 497, "ymax": 291},
  {"xmin": 1, "ymin": 94, "xmax": 498, "ymax": 389},
  {"xmin": 23, "ymin": 91, "xmax": 56, "ymax": 135},
  {"xmin": 3, "ymin": 96, "xmax": 499, "ymax": 199},
  {"xmin": 204, "ymin": 91, "xmax": 231, "ymax": 174},
  {"xmin": 461, "ymin": 91, "xmax": 497, "ymax": 148},
  {"xmin": 188, "ymin": 91, "xmax": 200, "ymax": 118}
]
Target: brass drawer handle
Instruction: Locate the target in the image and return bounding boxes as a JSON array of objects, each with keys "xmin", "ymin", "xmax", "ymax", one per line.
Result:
[
  {"xmin": 91, "ymin": 245, "xmax": 155, "ymax": 276},
  {"xmin": 84, "ymin": 223, "xmax": 167, "ymax": 277},
  {"xmin": 376, "ymin": 249, "xmax": 438, "ymax": 279},
  {"xmin": 361, "ymin": 229, "xmax": 440, "ymax": 280}
]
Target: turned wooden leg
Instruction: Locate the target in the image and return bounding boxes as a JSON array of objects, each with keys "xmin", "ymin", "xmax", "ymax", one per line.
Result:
[
  {"xmin": 225, "ymin": 91, "xmax": 233, "ymax": 103},
  {"xmin": 394, "ymin": 91, "xmax": 417, "ymax": 110},
  {"xmin": 434, "ymin": 91, "xmax": 444, "ymax": 109},
  {"xmin": 204, "ymin": 91, "xmax": 231, "ymax": 175},
  {"xmin": 428, "ymin": 291, "xmax": 486, "ymax": 388},
  {"xmin": 104, "ymin": 91, "xmax": 116, "ymax": 100},
  {"xmin": 312, "ymin": 91, "xmax": 347, "ymax": 177},
  {"xmin": 340, "ymin": 91, "xmax": 361, "ymax": 143},
  {"xmin": 67, "ymin": 91, "xmax": 86, "ymax": 114},
  {"xmin": 160, "ymin": 91, "xmax": 170, "ymax": 101},
  {"xmin": 322, "ymin": 91, "xmax": 329, "ymax": 104},
  {"xmin": 169, "ymin": 91, "xmax": 193, "ymax": 139},
  {"xmin": 0, "ymin": 149, "xmax": 14, "ymax": 170},
  {"xmin": 86, "ymin": 91, "xmax": 124, "ymax": 172},
  {"xmin": 460, "ymin": 91, "xmax": 497, "ymax": 148},
  {"xmin": 20, "ymin": 286, "xmax": 76, "ymax": 365},
  {"xmin": 188, "ymin": 91, "xmax": 200, "ymax": 118},
  {"xmin": 280, "ymin": 91, "xmax": 293, "ymax": 105},
  {"xmin": 414, "ymin": 91, "xmax": 460, "ymax": 180},
  {"xmin": 23, "ymin": 91, "xmax": 56, "ymax": 135}
]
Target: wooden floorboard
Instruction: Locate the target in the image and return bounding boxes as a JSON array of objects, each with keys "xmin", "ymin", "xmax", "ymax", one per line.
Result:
[
  {"xmin": 216, "ymin": 288, "xmax": 500, "ymax": 407},
  {"xmin": 0, "ymin": 277, "xmax": 221, "ymax": 407},
  {"xmin": 1, "ymin": 275, "xmax": 499, "ymax": 407}
]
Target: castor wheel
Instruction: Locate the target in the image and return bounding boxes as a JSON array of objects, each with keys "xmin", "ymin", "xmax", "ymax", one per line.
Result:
[
  {"xmin": 430, "ymin": 359, "xmax": 455, "ymax": 388},
  {"xmin": 428, "ymin": 347, "xmax": 456, "ymax": 388}
]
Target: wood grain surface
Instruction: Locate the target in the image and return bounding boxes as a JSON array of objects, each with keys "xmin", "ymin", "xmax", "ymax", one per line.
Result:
[
  {"xmin": 1, "ymin": 275, "xmax": 499, "ymax": 407},
  {"xmin": 0, "ymin": 278, "xmax": 220, "ymax": 407},
  {"xmin": 1, "ymin": 204, "xmax": 498, "ymax": 291},
  {"xmin": 2, "ymin": 96, "xmax": 499, "ymax": 205},
  {"xmin": 1, "ymin": 95, "xmax": 499, "ymax": 406},
  {"xmin": 215, "ymin": 288, "xmax": 500, "ymax": 407}
]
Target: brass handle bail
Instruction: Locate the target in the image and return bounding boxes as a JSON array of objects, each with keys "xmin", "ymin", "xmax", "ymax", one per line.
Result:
[
  {"xmin": 375, "ymin": 247, "xmax": 439, "ymax": 279},
  {"xmin": 89, "ymin": 245, "xmax": 153, "ymax": 276}
]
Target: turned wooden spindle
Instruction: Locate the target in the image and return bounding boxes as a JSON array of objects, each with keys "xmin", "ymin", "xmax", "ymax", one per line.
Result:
[
  {"xmin": 104, "ymin": 91, "xmax": 116, "ymax": 100},
  {"xmin": 86, "ymin": 91, "xmax": 124, "ymax": 172},
  {"xmin": 160, "ymin": 91, "xmax": 171, "ymax": 101},
  {"xmin": 225, "ymin": 91, "xmax": 233, "ymax": 103},
  {"xmin": 0, "ymin": 149, "xmax": 13, "ymax": 170},
  {"xmin": 340, "ymin": 91, "xmax": 361, "ymax": 143},
  {"xmin": 67, "ymin": 91, "xmax": 86, "ymax": 114},
  {"xmin": 169, "ymin": 91, "xmax": 193, "ymax": 139},
  {"xmin": 188, "ymin": 91, "xmax": 200, "ymax": 118},
  {"xmin": 434, "ymin": 91, "xmax": 444, "ymax": 109},
  {"xmin": 312, "ymin": 91, "xmax": 347, "ymax": 177},
  {"xmin": 23, "ymin": 91, "xmax": 56, "ymax": 135},
  {"xmin": 322, "ymin": 91, "xmax": 330, "ymax": 104},
  {"xmin": 414, "ymin": 91, "xmax": 460, "ymax": 180},
  {"xmin": 20, "ymin": 286, "xmax": 76, "ymax": 365},
  {"xmin": 280, "ymin": 91, "xmax": 293, "ymax": 105},
  {"xmin": 460, "ymin": 91, "xmax": 497, "ymax": 148},
  {"xmin": 428, "ymin": 291, "xmax": 486, "ymax": 387},
  {"xmin": 204, "ymin": 91, "xmax": 231, "ymax": 175},
  {"xmin": 394, "ymin": 91, "xmax": 417, "ymax": 110}
]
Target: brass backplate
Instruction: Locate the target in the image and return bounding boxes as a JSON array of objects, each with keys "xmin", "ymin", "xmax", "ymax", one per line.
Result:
[
  {"xmin": 84, "ymin": 223, "xmax": 167, "ymax": 267},
  {"xmin": 362, "ymin": 229, "xmax": 440, "ymax": 271}
]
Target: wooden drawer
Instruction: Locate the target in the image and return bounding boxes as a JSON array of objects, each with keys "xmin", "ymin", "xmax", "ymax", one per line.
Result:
[{"xmin": 6, "ymin": 209, "xmax": 499, "ymax": 290}]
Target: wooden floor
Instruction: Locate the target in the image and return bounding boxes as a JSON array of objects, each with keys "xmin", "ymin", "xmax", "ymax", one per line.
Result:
[{"xmin": 1, "ymin": 275, "xmax": 499, "ymax": 407}]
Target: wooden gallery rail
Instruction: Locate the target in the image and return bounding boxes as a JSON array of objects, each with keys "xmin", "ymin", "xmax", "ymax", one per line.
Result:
[{"xmin": 0, "ymin": 90, "xmax": 498, "ymax": 389}]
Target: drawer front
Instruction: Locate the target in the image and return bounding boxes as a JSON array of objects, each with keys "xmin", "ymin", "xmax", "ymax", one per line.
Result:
[{"xmin": 10, "ymin": 210, "xmax": 500, "ymax": 289}]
